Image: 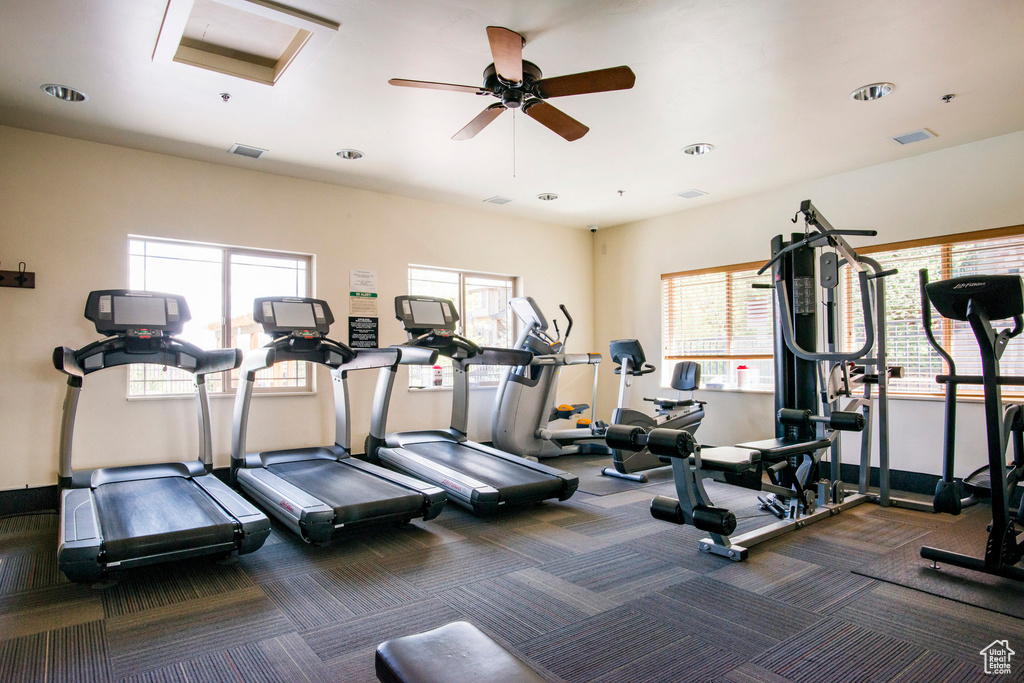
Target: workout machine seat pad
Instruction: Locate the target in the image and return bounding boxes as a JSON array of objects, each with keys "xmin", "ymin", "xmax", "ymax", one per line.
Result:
[
  {"xmin": 93, "ymin": 477, "xmax": 237, "ymax": 563},
  {"xmin": 698, "ymin": 446, "xmax": 760, "ymax": 473},
  {"xmin": 736, "ymin": 437, "xmax": 832, "ymax": 460},
  {"xmin": 375, "ymin": 621, "xmax": 545, "ymax": 683},
  {"xmin": 267, "ymin": 460, "xmax": 425, "ymax": 523},
  {"xmin": 402, "ymin": 441, "xmax": 565, "ymax": 502}
]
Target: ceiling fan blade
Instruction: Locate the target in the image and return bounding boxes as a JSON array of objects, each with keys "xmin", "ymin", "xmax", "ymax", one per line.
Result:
[
  {"xmin": 535, "ymin": 66, "xmax": 636, "ymax": 98},
  {"xmin": 388, "ymin": 78, "xmax": 490, "ymax": 95},
  {"xmin": 486, "ymin": 26, "xmax": 524, "ymax": 83},
  {"xmin": 523, "ymin": 100, "xmax": 589, "ymax": 141},
  {"xmin": 453, "ymin": 104, "xmax": 506, "ymax": 140}
]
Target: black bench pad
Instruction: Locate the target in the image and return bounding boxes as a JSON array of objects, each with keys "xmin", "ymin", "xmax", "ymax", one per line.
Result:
[
  {"xmin": 697, "ymin": 446, "xmax": 760, "ymax": 473},
  {"xmin": 375, "ymin": 621, "xmax": 545, "ymax": 683},
  {"xmin": 736, "ymin": 437, "xmax": 832, "ymax": 460}
]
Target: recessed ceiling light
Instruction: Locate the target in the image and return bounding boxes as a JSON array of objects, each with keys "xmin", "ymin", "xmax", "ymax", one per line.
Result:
[
  {"xmin": 850, "ymin": 82, "xmax": 894, "ymax": 101},
  {"xmin": 41, "ymin": 84, "xmax": 87, "ymax": 102},
  {"xmin": 537, "ymin": 193, "xmax": 559, "ymax": 201},
  {"xmin": 682, "ymin": 143, "xmax": 714, "ymax": 155},
  {"xmin": 336, "ymin": 149, "xmax": 364, "ymax": 160}
]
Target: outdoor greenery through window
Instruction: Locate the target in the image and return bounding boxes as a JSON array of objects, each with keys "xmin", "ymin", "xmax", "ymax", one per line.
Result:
[
  {"xmin": 407, "ymin": 266, "xmax": 517, "ymax": 389},
  {"xmin": 128, "ymin": 238, "xmax": 312, "ymax": 397},
  {"xmin": 844, "ymin": 226, "xmax": 1024, "ymax": 397},
  {"xmin": 661, "ymin": 263, "xmax": 774, "ymax": 390}
]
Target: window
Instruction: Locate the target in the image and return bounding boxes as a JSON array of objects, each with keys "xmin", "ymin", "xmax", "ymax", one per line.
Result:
[
  {"xmin": 661, "ymin": 262, "xmax": 774, "ymax": 390},
  {"xmin": 407, "ymin": 266, "xmax": 517, "ymax": 389},
  {"xmin": 128, "ymin": 238, "xmax": 312, "ymax": 397},
  {"xmin": 843, "ymin": 225, "xmax": 1024, "ymax": 397}
]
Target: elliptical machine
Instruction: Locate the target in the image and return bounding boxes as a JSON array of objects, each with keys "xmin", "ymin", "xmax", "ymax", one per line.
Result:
[
  {"xmin": 600, "ymin": 339, "xmax": 705, "ymax": 481},
  {"xmin": 491, "ymin": 297, "xmax": 608, "ymax": 458},
  {"xmin": 919, "ymin": 272, "xmax": 1024, "ymax": 580}
]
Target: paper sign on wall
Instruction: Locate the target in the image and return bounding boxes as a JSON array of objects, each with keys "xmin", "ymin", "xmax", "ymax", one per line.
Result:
[
  {"xmin": 350, "ymin": 291, "xmax": 378, "ymax": 316},
  {"xmin": 349, "ymin": 317, "xmax": 379, "ymax": 348},
  {"xmin": 350, "ymin": 269, "xmax": 378, "ymax": 292}
]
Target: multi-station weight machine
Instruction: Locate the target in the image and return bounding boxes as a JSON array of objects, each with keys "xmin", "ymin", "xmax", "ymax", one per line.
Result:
[{"xmin": 610, "ymin": 200, "xmax": 929, "ymax": 561}]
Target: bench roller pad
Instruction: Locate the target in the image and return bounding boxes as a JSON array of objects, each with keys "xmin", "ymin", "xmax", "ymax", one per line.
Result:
[
  {"xmin": 375, "ymin": 621, "xmax": 545, "ymax": 683},
  {"xmin": 697, "ymin": 446, "xmax": 760, "ymax": 473}
]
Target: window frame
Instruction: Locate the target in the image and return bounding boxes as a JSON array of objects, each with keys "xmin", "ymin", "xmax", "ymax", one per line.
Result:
[
  {"xmin": 407, "ymin": 264, "xmax": 519, "ymax": 390},
  {"xmin": 661, "ymin": 260, "xmax": 774, "ymax": 391},
  {"xmin": 127, "ymin": 236, "xmax": 314, "ymax": 398}
]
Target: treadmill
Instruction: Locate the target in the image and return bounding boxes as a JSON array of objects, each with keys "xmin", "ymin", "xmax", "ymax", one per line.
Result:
[
  {"xmin": 365, "ymin": 295, "xmax": 578, "ymax": 515},
  {"xmin": 54, "ymin": 290, "xmax": 271, "ymax": 584},
  {"xmin": 231, "ymin": 296, "xmax": 447, "ymax": 543}
]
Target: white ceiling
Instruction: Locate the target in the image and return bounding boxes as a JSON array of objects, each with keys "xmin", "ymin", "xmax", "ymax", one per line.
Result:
[{"xmin": 2, "ymin": 0, "xmax": 1023, "ymax": 228}]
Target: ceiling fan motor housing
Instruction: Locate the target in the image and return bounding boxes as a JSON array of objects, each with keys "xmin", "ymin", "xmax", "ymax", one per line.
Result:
[{"xmin": 484, "ymin": 61, "xmax": 544, "ymax": 108}]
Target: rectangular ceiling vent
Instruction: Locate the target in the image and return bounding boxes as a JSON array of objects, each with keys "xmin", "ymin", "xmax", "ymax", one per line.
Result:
[
  {"xmin": 483, "ymin": 196, "xmax": 513, "ymax": 205},
  {"xmin": 676, "ymin": 189, "xmax": 707, "ymax": 199},
  {"xmin": 891, "ymin": 129, "xmax": 937, "ymax": 145},
  {"xmin": 228, "ymin": 143, "xmax": 267, "ymax": 159}
]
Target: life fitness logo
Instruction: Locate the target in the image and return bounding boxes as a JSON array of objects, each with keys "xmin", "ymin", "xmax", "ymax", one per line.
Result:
[
  {"xmin": 278, "ymin": 500, "xmax": 297, "ymax": 514},
  {"xmin": 980, "ymin": 640, "xmax": 1015, "ymax": 675},
  {"xmin": 441, "ymin": 479, "xmax": 464, "ymax": 493}
]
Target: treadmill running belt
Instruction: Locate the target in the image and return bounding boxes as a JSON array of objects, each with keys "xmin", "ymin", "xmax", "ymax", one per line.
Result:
[
  {"xmin": 93, "ymin": 477, "xmax": 237, "ymax": 563},
  {"xmin": 267, "ymin": 460, "xmax": 425, "ymax": 524},
  {"xmin": 402, "ymin": 441, "xmax": 564, "ymax": 503}
]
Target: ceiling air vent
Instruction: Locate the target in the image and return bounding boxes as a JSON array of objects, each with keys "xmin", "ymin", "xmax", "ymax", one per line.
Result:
[
  {"xmin": 228, "ymin": 143, "xmax": 268, "ymax": 159},
  {"xmin": 483, "ymin": 196, "xmax": 513, "ymax": 205},
  {"xmin": 676, "ymin": 189, "xmax": 707, "ymax": 199},
  {"xmin": 891, "ymin": 129, "xmax": 936, "ymax": 145}
]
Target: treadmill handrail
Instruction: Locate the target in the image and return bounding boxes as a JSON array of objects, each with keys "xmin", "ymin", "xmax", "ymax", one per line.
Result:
[{"xmin": 53, "ymin": 336, "xmax": 242, "ymax": 377}]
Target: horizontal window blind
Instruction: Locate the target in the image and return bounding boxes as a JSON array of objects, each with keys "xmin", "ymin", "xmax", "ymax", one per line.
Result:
[
  {"xmin": 844, "ymin": 226, "xmax": 1024, "ymax": 397},
  {"xmin": 662, "ymin": 262, "xmax": 773, "ymax": 389}
]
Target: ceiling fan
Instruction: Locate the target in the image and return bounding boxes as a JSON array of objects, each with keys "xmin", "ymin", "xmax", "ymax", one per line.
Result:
[{"xmin": 389, "ymin": 26, "xmax": 636, "ymax": 142}]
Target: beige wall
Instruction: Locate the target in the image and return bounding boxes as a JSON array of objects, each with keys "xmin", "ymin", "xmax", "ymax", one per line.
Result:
[
  {"xmin": 593, "ymin": 130, "xmax": 1024, "ymax": 478},
  {"xmin": 0, "ymin": 125, "xmax": 595, "ymax": 490}
]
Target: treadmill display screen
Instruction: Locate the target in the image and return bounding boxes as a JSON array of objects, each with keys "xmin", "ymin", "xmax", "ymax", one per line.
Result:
[
  {"xmin": 410, "ymin": 299, "xmax": 446, "ymax": 326},
  {"xmin": 272, "ymin": 301, "xmax": 316, "ymax": 328},
  {"xmin": 114, "ymin": 296, "xmax": 167, "ymax": 326}
]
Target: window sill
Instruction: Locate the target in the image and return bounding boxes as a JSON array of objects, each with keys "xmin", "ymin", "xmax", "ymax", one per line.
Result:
[
  {"xmin": 126, "ymin": 390, "xmax": 316, "ymax": 401},
  {"xmin": 408, "ymin": 385, "xmax": 500, "ymax": 392}
]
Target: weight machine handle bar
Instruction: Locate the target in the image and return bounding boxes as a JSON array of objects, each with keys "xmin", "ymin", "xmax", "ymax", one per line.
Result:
[
  {"xmin": 756, "ymin": 228, "xmax": 877, "ymax": 276},
  {"xmin": 773, "ymin": 269, "xmax": 876, "ymax": 362}
]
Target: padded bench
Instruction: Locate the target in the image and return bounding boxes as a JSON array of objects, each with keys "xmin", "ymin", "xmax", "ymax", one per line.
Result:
[
  {"xmin": 375, "ymin": 621, "xmax": 546, "ymax": 683},
  {"xmin": 658, "ymin": 445, "xmax": 760, "ymax": 473},
  {"xmin": 695, "ymin": 446, "xmax": 761, "ymax": 473},
  {"xmin": 736, "ymin": 437, "xmax": 832, "ymax": 460}
]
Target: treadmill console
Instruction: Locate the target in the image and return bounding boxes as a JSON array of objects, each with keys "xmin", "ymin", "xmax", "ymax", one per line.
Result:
[
  {"xmin": 395, "ymin": 295, "xmax": 458, "ymax": 333},
  {"xmin": 85, "ymin": 290, "xmax": 189, "ymax": 338},
  {"xmin": 254, "ymin": 297, "xmax": 333, "ymax": 338}
]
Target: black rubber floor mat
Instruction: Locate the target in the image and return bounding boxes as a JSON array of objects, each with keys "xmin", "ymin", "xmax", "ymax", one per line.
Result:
[{"xmin": 854, "ymin": 505, "xmax": 1024, "ymax": 619}]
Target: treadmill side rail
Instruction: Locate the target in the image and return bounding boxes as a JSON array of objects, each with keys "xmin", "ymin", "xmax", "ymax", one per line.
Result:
[
  {"xmin": 236, "ymin": 467, "xmax": 335, "ymax": 543},
  {"xmin": 58, "ymin": 488, "xmax": 103, "ymax": 583},
  {"xmin": 192, "ymin": 474, "xmax": 271, "ymax": 554},
  {"xmin": 377, "ymin": 445, "xmax": 500, "ymax": 511},
  {"xmin": 342, "ymin": 457, "xmax": 448, "ymax": 521}
]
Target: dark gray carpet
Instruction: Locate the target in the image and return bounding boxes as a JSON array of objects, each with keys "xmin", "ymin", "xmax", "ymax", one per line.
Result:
[
  {"xmin": 547, "ymin": 454, "xmax": 673, "ymax": 495},
  {"xmin": 854, "ymin": 503, "xmax": 1024, "ymax": 619},
  {"xmin": 2, "ymin": 472, "xmax": 1024, "ymax": 682}
]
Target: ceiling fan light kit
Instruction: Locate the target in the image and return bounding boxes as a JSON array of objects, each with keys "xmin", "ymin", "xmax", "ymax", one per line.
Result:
[{"xmin": 389, "ymin": 26, "xmax": 635, "ymax": 142}]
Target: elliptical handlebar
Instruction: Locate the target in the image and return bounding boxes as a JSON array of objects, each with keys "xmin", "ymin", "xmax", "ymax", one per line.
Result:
[{"xmin": 559, "ymin": 304, "xmax": 573, "ymax": 343}]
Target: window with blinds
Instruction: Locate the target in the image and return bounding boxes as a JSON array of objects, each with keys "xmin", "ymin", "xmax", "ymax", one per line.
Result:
[
  {"xmin": 843, "ymin": 226, "xmax": 1024, "ymax": 397},
  {"xmin": 661, "ymin": 262, "xmax": 774, "ymax": 390}
]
